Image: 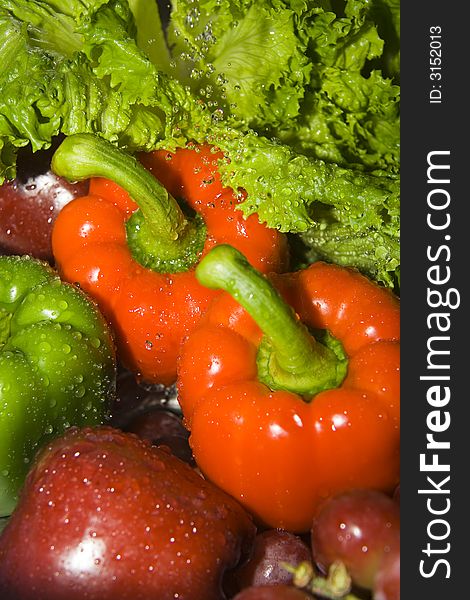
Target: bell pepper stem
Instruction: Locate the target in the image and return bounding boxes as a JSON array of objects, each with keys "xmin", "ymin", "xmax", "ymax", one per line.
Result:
[
  {"xmin": 52, "ymin": 134, "xmax": 185, "ymax": 240},
  {"xmin": 52, "ymin": 134, "xmax": 206, "ymax": 272},
  {"xmin": 196, "ymin": 245, "xmax": 347, "ymax": 397}
]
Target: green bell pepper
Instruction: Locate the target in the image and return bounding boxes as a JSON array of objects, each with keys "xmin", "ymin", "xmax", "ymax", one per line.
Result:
[{"xmin": 0, "ymin": 255, "xmax": 116, "ymax": 516}]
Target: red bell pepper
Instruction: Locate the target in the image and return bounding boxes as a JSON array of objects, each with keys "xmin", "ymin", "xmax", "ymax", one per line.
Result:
[
  {"xmin": 177, "ymin": 245, "xmax": 400, "ymax": 533},
  {"xmin": 51, "ymin": 134, "xmax": 288, "ymax": 385}
]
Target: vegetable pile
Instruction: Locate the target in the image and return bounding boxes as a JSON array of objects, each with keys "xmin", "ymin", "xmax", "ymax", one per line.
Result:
[
  {"xmin": 0, "ymin": 0, "xmax": 400, "ymax": 288},
  {"xmin": 178, "ymin": 245, "xmax": 400, "ymax": 532},
  {"xmin": 51, "ymin": 134, "xmax": 288, "ymax": 385},
  {"xmin": 0, "ymin": 254, "xmax": 116, "ymax": 516},
  {"xmin": 0, "ymin": 1, "xmax": 400, "ymax": 599}
]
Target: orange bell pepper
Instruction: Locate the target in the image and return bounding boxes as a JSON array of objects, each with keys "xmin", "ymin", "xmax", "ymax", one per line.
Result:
[
  {"xmin": 51, "ymin": 135, "xmax": 288, "ymax": 385},
  {"xmin": 177, "ymin": 245, "xmax": 400, "ymax": 532}
]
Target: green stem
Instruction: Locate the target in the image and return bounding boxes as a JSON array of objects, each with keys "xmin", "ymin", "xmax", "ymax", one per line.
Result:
[
  {"xmin": 52, "ymin": 134, "xmax": 206, "ymax": 272},
  {"xmin": 196, "ymin": 245, "xmax": 347, "ymax": 397}
]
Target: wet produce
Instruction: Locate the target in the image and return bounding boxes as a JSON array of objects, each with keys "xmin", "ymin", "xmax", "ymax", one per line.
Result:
[
  {"xmin": 0, "ymin": 0, "xmax": 400, "ymax": 290},
  {"xmin": 0, "ymin": 147, "xmax": 88, "ymax": 263},
  {"xmin": 0, "ymin": 426, "xmax": 256, "ymax": 600},
  {"xmin": 0, "ymin": 1, "xmax": 400, "ymax": 598},
  {"xmin": 311, "ymin": 489, "xmax": 400, "ymax": 591},
  {"xmin": 0, "ymin": 255, "xmax": 116, "ymax": 516},
  {"xmin": 0, "ymin": 144, "xmax": 88, "ymax": 261},
  {"xmin": 125, "ymin": 406, "xmax": 194, "ymax": 466},
  {"xmin": 51, "ymin": 134, "xmax": 287, "ymax": 385},
  {"xmin": 227, "ymin": 529, "xmax": 313, "ymax": 594},
  {"xmin": 373, "ymin": 546, "xmax": 400, "ymax": 600},
  {"xmin": 178, "ymin": 245, "xmax": 400, "ymax": 531},
  {"xmin": 233, "ymin": 586, "xmax": 313, "ymax": 600}
]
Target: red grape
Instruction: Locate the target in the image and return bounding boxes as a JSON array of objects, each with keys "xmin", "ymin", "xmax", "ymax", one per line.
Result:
[
  {"xmin": 126, "ymin": 408, "xmax": 194, "ymax": 465},
  {"xmin": 228, "ymin": 529, "xmax": 313, "ymax": 594},
  {"xmin": 393, "ymin": 484, "xmax": 400, "ymax": 505},
  {"xmin": 232, "ymin": 585, "xmax": 313, "ymax": 600},
  {"xmin": 374, "ymin": 546, "xmax": 400, "ymax": 600},
  {"xmin": 110, "ymin": 368, "xmax": 193, "ymax": 463},
  {"xmin": 311, "ymin": 489, "xmax": 400, "ymax": 590}
]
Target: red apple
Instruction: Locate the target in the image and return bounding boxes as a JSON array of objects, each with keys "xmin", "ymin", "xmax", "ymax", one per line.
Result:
[{"xmin": 0, "ymin": 426, "xmax": 256, "ymax": 600}]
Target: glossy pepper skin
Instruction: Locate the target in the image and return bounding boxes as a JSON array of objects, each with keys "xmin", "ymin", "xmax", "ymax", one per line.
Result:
[
  {"xmin": 177, "ymin": 246, "xmax": 400, "ymax": 533},
  {"xmin": 51, "ymin": 136, "xmax": 288, "ymax": 385},
  {"xmin": 0, "ymin": 255, "xmax": 116, "ymax": 517}
]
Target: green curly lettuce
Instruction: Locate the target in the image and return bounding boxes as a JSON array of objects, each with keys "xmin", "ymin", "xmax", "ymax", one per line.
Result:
[
  {"xmin": 0, "ymin": 0, "xmax": 209, "ymax": 180},
  {"xmin": 166, "ymin": 0, "xmax": 400, "ymax": 174},
  {"xmin": 167, "ymin": 0, "xmax": 313, "ymax": 131},
  {"xmin": 0, "ymin": 0, "xmax": 400, "ymax": 288},
  {"xmin": 215, "ymin": 130, "xmax": 400, "ymax": 287}
]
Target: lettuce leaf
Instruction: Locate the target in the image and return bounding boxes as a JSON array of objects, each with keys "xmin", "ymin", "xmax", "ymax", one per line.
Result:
[
  {"xmin": 166, "ymin": 0, "xmax": 400, "ymax": 174},
  {"xmin": 280, "ymin": 0, "xmax": 400, "ymax": 173},
  {"xmin": 0, "ymin": 0, "xmax": 399, "ymax": 288},
  {"xmin": 127, "ymin": 0, "xmax": 172, "ymax": 73},
  {"xmin": 167, "ymin": 0, "xmax": 313, "ymax": 130},
  {"xmin": 163, "ymin": 0, "xmax": 400, "ymax": 285},
  {"xmin": 215, "ymin": 130, "xmax": 400, "ymax": 287},
  {"xmin": 0, "ymin": 0, "xmax": 209, "ymax": 180}
]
